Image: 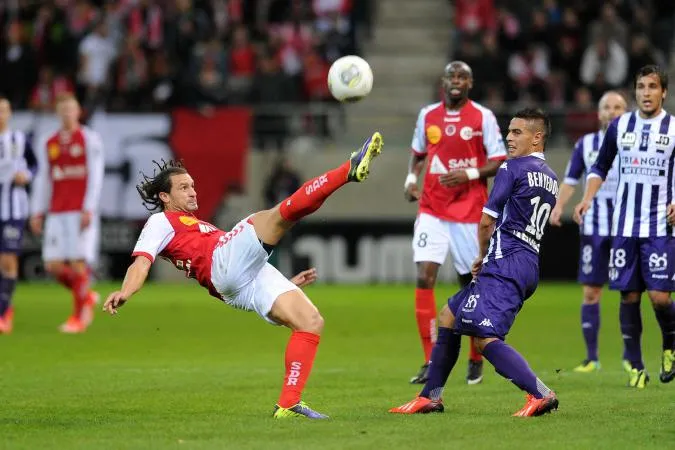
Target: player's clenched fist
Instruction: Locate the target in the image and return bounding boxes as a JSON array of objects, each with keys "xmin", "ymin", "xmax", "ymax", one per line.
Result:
[
  {"xmin": 290, "ymin": 268, "xmax": 318, "ymax": 288},
  {"xmin": 404, "ymin": 183, "xmax": 420, "ymax": 202},
  {"xmin": 103, "ymin": 291, "xmax": 128, "ymax": 315},
  {"xmin": 573, "ymin": 200, "xmax": 591, "ymax": 225},
  {"xmin": 29, "ymin": 215, "xmax": 43, "ymax": 235},
  {"xmin": 470, "ymin": 256, "xmax": 483, "ymax": 278},
  {"xmin": 549, "ymin": 204, "xmax": 563, "ymax": 227},
  {"xmin": 667, "ymin": 204, "xmax": 675, "ymax": 226}
]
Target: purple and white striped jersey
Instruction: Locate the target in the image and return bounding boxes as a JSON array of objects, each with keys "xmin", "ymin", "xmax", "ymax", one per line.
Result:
[
  {"xmin": 482, "ymin": 153, "xmax": 559, "ymax": 261},
  {"xmin": 0, "ymin": 129, "xmax": 37, "ymax": 221},
  {"xmin": 589, "ymin": 110, "xmax": 675, "ymax": 237},
  {"xmin": 564, "ymin": 130, "xmax": 618, "ymax": 237}
]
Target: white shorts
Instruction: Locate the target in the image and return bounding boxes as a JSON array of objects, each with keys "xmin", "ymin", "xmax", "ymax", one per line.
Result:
[
  {"xmin": 210, "ymin": 217, "xmax": 298, "ymax": 324},
  {"xmin": 43, "ymin": 212, "xmax": 100, "ymax": 264},
  {"xmin": 412, "ymin": 213, "xmax": 479, "ymax": 275}
]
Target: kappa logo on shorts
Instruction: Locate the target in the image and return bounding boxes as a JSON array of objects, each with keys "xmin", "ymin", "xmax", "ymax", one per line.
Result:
[{"xmin": 479, "ymin": 318, "xmax": 493, "ymax": 328}]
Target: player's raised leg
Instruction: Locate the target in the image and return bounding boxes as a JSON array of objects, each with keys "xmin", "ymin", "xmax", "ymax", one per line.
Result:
[
  {"xmin": 574, "ymin": 285, "xmax": 602, "ymax": 373},
  {"xmin": 249, "ymin": 132, "xmax": 382, "ymax": 247},
  {"xmin": 267, "ymin": 288, "xmax": 328, "ymax": 419},
  {"xmin": 647, "ymin": 290, "xmax": 675, "ymax": 383}
]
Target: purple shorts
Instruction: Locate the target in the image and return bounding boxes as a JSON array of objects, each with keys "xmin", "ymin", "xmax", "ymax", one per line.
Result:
[
  {"xmin": 0, "ymin": 220, "xmax": 25, "ymax": 254},
  {"xmin": 578, "ymin": 234, "xmax": 611, "ymax": 286},
  {"xmin": 448, "ymin": 251, "xmax": 539, "ymax": 340},
  {"xmin": 608, "ymin": 236, "xmax": 674, "ymax": 292}
]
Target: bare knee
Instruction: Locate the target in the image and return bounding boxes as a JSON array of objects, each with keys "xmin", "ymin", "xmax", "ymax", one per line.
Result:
[
  {"xmin": 250, "ymin": 207, "xmax": 291, "ymax": 247},
  {"xmin": 45, "ymin": 260, "xmax": 66, "ymax": 276},
  {"xmin": 416, "ymin": 263, "xmax": 439, "ymax": 289},
  {"xmin": 582, "ymin": 285, "xmax": 602, "ymax": 305},
  {"xmin": 0, "ymin": 253, "xmax": 18, "ymax": 278},
  {"xmin": 647, "ymin": 290, "xmax": 671, "ymax": 309},
  {"xmin": 438, "ymin": 305, "xmax": 455, "ymax": 329},
  {"xmin": 621, "ymin": 291, "xmax": 641, "ymax": 304},
  {"xmin": 269, "ymin": 290, "xmax": 325, "ymax": 334},
  {"xmin": 473, "ymin": 336, "xmax": 498, "ymax": 353},
  {"xmin": 70, "ymin": 260, "xmax": 88, "ymax": 274}
]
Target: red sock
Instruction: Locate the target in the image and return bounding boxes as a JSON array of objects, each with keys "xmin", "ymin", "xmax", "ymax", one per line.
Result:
[
  {"xmin": 71, "ymin": 270, "xmax": 91, "ymax": 317},
  {"xmin": 277, "ymin": 331, "xmax": 321, "ymax": 408},
  {"xmin": 415, "ymin": 288, "xmax": 437, "ymax": 362},
  {"xmin": 279, "ymin": 162, "xmax": 350, "ymax": 222},
  {"xmin": 469, "ymin": 336, "xmax": 483, "ymax": 362},
  {"xmin": 56, "ymin": 266, "xmax": 77, "ymax": 289}
]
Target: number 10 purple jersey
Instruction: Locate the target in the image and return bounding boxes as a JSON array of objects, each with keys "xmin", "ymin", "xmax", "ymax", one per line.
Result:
[{"xmin": 482, "ymin": 153, "xmax": 559, "ymax": 261}]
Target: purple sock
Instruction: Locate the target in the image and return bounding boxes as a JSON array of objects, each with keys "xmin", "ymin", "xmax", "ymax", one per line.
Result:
[
  {"xmin": 653, "ymin": 301, "xmax": 675, "ymax": 351},
  {"xmin": 581, "ymin": 303, "xmax": 600, "ymax": 361},
  {"xmin": 482, "ymin": 340, "xmax": 551, "ymax": 399},
  {"xmin": 0, "ymin": 276, "xmax": 16, "ymax": 316},
  {"xmin": 619, "ymin": 302, "xmax": 644, "ymax": 370},
  {"xmin": 420, "ymin": 327, "xmax": 461, "ymax": 400}
]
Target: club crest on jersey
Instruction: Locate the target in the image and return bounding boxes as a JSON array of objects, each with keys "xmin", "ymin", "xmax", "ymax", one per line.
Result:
[
  {"xmin": 70, "ymin": 144, "xmax": 83, "ymax": 157},
  {"xmin": 426, "ymin": 125, "xmax": 442, "ymax": 144},
  {"xmin": 445, "ymin": 125, "xmax": 456, "ymax": 136},
  {"xmin": 179, "ymin": 216, "xmax": 199, "ymax": 226},
  {"xmin": 48, "ymin": 143, "xmax": 60, "ymax": 160},
  {"xmin": 621, "ymin": 132, "xmax": 636, "ymax": 149},
  {"xmin": 460, "ymin": 126, "xmax": 474, "ymax": 141}
]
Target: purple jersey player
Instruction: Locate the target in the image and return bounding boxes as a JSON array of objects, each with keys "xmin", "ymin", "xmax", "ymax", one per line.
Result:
[
  {"xmin": 574, "ymin": 65, "xmax": 675, "ymax": 388},
  {"xmin": 390, "ymin": 108, "xmax": 560, "ymax": 417},
  {"xmin": 549, "ymin": 92, "xmax": 627, "ymax": 373}
]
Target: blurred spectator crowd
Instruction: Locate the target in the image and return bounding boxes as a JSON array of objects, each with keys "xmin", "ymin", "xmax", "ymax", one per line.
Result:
[
  {"xmin": 452, "ymin": 0, "xmax": 674, "ymax": 109},
  {"xmin": 0, "ymin": 0, "xmax": 372, "ymax": 118}
]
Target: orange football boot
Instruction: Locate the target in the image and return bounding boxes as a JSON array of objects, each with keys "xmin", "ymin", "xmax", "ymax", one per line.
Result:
[
  {"xmin": 0, "ymin": 307, "xmax": 13, "ymax": 334},
  {"xmin": 59, "ymin": 315, "xmax": 86, "ymax": 334},
  {"xmin": 389, "ymin": 396, "xmax": 444, "ymax": 414},
  {"xmin": 512, "ymin": 392, "xmax": 559, "ymax": 417}
]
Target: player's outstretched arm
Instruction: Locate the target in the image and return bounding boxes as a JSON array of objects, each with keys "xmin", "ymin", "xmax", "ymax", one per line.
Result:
[{"xmin": 103, "ymin": 256, "xmax": 152, "ymax": 315}]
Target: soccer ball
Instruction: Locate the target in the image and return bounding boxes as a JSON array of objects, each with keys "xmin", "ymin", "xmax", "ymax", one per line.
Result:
[{"xmin": 327, "ymin": 55, "xmax": 373, "ymax": 103}]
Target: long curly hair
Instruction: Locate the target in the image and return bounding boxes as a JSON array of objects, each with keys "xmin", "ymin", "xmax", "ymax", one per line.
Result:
[{"xmin": 136, "ymin": 159, "xmax": 187, "ymax": 211}]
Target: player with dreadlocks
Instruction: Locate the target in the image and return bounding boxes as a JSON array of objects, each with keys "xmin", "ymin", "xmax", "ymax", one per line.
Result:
[{"xmin": 103, "ymin": 132, "xmax": 383, "ymax": 419}]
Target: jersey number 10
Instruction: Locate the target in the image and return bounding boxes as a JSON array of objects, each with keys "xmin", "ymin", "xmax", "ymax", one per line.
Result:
[{"xmin": 526, "ymin": 196, "xmax": 551, "ymax": 240}]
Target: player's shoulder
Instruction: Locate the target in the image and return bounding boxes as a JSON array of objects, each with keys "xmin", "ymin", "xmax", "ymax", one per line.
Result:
[
  {"xmin": 417, "ymin": 101, "xmax": 443, "ymax": 117},
  {"xmin": 574, "ymin": 130, "xmax": 601, "ymax": 149},
  {"xmin": 144, "ymin": 211, "xmax": 172, "ymax": 229},
  {"xmin": 610, "ymin": 111, "xmax": 634, "ymax": 130},
  {"xmin": 468, "ymin": 100, "xmax": 497, "ymax": 119},
  {"xmin": 80, "ymin": 125, "xmax": 102, "ymax": 140}
]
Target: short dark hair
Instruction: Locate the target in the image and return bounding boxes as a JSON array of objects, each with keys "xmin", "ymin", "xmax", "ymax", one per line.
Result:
[
  {"xmin": 634, "ymin": 64, "xmax": 668, "ymax": 90},
  {"xmin": 513, "ymin": 107, "xmax": 552, "ymax": 145},
  {"xmin": 136, "ymin": 159, "xmax": 188, "ymax": 211}
]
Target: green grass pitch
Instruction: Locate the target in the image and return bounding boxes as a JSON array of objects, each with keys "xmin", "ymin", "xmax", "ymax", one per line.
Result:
[{"xmin": 1, "ymin": 281, "xmax": 672, "ymax": 449}]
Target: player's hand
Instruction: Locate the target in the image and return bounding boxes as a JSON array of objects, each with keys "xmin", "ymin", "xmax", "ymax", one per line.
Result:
[
  {"xmin": 404, "ymin": 183, "xmax": 420, "ymax": 202},
  {"xmin": 667, "ymin": 204, "xmax": 675, "ymax": 225},
  {"xmin": 439, "ymin": 170, "xmax": 469, "ymax": 187},
  {"xmin": 573, "ymin": 200, "xmax": 591, "ymax": 225},
  {"xmin": 549, "ymin": 205, "xmax": 563, "ymax": 227},
  {"xmin": 29, "ymin": 215, "xmax": 43, "ymax": 235},
  {"xmin": 471, "ymin": 256, "xmax": 484, "ymax": 278},
  {"xmin": 103, "ymin": 291, "xmax": 128, "ymax": 315},
  {"xmin": 80, "ymin": 211, "xmax": 92, "ymax": 230},
  {"xmin": 290, "ymin": 268, "xmax": 318, "ymax": 288},
  {"xmin": 12, "ymin": 171, "xmax": 30, "ymax": 186}
]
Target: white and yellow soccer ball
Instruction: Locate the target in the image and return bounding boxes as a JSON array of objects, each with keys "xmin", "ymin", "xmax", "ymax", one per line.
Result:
[{"xmin": 327, "ymin": 55, "xmax": 373, "ymax": 103}]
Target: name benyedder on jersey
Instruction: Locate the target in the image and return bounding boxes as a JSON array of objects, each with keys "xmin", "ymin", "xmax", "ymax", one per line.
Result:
[{"xmin": 526, "ymin": 171, "xmax": 559, "ymax": 196}]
